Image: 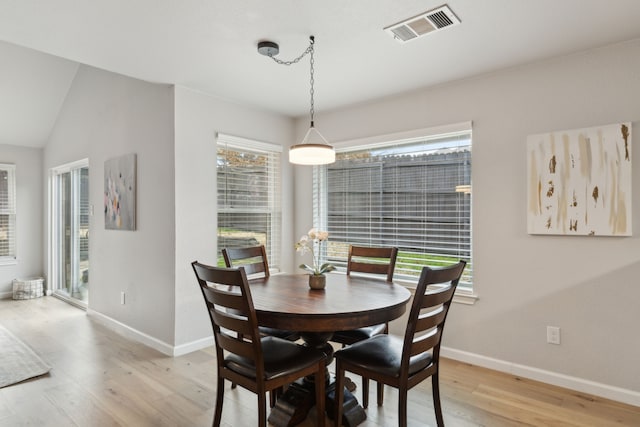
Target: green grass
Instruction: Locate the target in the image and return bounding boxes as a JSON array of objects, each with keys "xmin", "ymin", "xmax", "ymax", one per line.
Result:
[{"xmin": 396, "ymin": 251, "xmax": 471, "ymax": 282}]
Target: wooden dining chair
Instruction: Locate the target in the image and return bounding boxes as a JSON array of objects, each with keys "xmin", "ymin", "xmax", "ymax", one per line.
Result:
[
  {"xmin": 222, "ymin": 246, "xmax": 300, "ymax": 399},
  {"xmin": 222, "ymin": 246, "xmax": 299, "ymax": 340},
  {"xmin": 191, "ymin": 261, "xmax": 327, "ymax": 427},
  {"xmin": 333, "ymin": 246, "xmax": 399, "ymax": 343},
  {"xmin": 331, "ymin": 245, "xmax": 398, "ymax": 406},
  {"xmin": 333, "ymin": 260, "xmax": 466, "ymax": 427}
]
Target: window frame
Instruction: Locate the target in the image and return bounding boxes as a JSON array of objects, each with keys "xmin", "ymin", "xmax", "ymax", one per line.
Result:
[{"xmin": 313, "ymin": 122, "xmax": 477, "ymax": 303}]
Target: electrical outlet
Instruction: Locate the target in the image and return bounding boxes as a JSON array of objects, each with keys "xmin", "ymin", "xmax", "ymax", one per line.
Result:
[
  {"xmin": 120, "ymin": 291, "xmax": 126, "ymax": 305},
  {"xmin": 547, "ymin": 326, "xmax": 560, "ymax": 345}
]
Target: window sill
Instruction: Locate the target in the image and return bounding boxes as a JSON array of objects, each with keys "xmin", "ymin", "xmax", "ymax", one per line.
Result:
[
  {"xmin": 452, "ymin": 290, "xmax": 479, "ymax": 305},
  {"xmin": 0, "ymin": 258, "xmax": 17, "ymax": 266}
]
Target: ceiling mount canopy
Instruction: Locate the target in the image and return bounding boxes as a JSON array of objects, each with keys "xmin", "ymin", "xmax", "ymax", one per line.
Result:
[{"xmin": 258, "ymin": 36, "xmax": 335, "ymax": 165}]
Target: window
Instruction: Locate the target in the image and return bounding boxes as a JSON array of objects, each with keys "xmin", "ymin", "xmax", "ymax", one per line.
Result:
[
  {"xmin": 0, "ymin": 164, "xmax": 16, "ymax": 263},
  {"xmin": 217, "ymin": 134, "xmax": 282, "ymax": 269},
  {"xmin": 314, "ymin": 125, "xmax": 473, "ymax": 290}
]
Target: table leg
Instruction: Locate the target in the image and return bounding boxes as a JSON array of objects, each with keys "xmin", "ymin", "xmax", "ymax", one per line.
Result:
[{"xmin": 267, "ymin": 332, "xmax": 367, "ymax": 427}]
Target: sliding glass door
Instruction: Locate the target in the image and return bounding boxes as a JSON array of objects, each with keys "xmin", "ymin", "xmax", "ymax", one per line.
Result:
[{"xmin": 50, "ymin": 160, "xmax": 90, "ymax": 306}]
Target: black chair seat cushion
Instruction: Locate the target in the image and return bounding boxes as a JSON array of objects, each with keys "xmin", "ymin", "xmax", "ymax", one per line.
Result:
[
  {"xmin": 331, "ymin": 323, "xmax": 386, "ymax": 344},
  {"xmin": 335, "ymin": 334, "xmax": 432, "ymax": 377},
  {"xmin": 259, "ymin": 326, "xmax": 300, "ymax": 341},
  {"xmin": 226, "ymin": 336, "xmax": 324, "ymax": 381}
]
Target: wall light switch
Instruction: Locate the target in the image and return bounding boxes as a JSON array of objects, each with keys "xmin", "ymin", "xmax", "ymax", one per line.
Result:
[{"xmin": 547, "ymin": 326, "xmax": 560, "ymax": 345}]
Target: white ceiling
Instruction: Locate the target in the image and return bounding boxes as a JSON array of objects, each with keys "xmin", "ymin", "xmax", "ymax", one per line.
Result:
[{"xmin": 2, "ymin": 0, "xmax": 640, "ymax": 147}]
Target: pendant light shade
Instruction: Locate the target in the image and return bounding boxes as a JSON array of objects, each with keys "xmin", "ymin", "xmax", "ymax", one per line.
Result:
[{"xmin": 289, "ymin": 124, "xmax": 335, "ymax": 165}]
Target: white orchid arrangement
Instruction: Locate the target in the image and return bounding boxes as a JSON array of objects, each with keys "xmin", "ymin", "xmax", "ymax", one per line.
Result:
[{"xmin": 295, "ymin": 228, "xmax": 336, "ymax": 276}]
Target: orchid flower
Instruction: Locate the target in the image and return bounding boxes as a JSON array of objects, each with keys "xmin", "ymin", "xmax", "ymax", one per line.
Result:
[{"xmin": 295, "ymin": 228, "xmax": 336, "ymax": 276}]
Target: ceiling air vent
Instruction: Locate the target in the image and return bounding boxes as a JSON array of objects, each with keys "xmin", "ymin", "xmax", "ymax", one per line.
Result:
[{"xmin": 384, "ymin": 4, "xmax": 460, "ymax": 43}]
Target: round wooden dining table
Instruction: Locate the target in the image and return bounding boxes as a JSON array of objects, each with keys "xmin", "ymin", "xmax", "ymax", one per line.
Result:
[
  {"xmin": 248, "ymin": 272, "xmax": 411, "ymax": 427},
  {"xmin": 249, "ymin": 272, "xmax": 410, "ymax": 332}
]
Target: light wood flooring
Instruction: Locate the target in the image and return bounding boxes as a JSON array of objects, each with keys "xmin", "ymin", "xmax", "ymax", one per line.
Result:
[{"xmin": 0, "ymin": 296, "xmax": 638, "ymax": 426}]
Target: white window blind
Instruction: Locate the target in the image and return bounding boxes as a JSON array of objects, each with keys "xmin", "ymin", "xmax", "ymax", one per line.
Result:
[
  {"xmin": 0, "ymin": 164, "xmax": 16, "ymax": 261},
  {"xmin": 314, "ymin": 129, "xmax": 473, "ymax": 288},
  {"xmin": 217, "ymin": 134, "xmax": 282, "ymax": 269}
]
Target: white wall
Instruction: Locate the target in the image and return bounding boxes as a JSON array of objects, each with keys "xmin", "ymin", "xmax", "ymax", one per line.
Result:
[
  {"xmin": 0, "ymin": 145, "xmax": 43, "ymax": 298},
  {"xmin": 44, "ymin": 65, "xmax": 177, "ymax": 346},
  {"xmin": 294, "ymin": 39, "xmax": 640, "ymax": 401},
  {"xmin": 38, "ymin": 67, "xmax": 293, "ymax": 355},
  {"xmin": 173, "ymin": 86, "xmax": 293, "ymax": 352}
]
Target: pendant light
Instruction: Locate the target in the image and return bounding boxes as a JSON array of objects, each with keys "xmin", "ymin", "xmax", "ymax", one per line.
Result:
[{"xmin": 258, "ymin": 36, "xmax": 335, "ymax": 165}]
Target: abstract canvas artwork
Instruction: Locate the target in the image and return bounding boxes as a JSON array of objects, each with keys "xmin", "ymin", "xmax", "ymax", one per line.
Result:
[
  {"xmin": 104, "ymin": 153, "xmax": 137, "ymax": 230},
  {"xmin": 527, "ymin": 123, "xmax": 631, "ymax": 236}
]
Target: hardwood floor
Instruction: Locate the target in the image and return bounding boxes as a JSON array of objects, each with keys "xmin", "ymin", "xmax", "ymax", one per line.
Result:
[{"xmin": 0, "ymin": 296, "xmax": 638, "ymax": 426}]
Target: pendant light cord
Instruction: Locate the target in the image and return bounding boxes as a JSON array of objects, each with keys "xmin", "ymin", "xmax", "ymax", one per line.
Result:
[
  {"xmin": 265, "ymin": 36, "xmax": 316, "ymax": 126},
  {"xmin": 309, "ymin": 38, "xmax": 315, "ymax": 127}
]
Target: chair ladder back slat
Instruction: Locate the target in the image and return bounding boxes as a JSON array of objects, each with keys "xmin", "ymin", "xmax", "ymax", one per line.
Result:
[
  {"xmin": 423, "ymin": 265, "xmax": 465, "ymax": 287},
  {"xmin": 194, "ymin": 263, "xmax": 249, "ymax": 286},
  {"xmin": 350, "ymin": 246, "xmax": 396, "ymax": 258},
  {"xmin": 347, "ymin": 245, "xmax": 398, "ymax": 282},
  {"xmin": 348, "ymin": 261, "xmax": 391, "ymax": 276},
  {"xmin": 217, "ymin": 332, "xmax": 259, "ymax": 360},
  {"xmin": 420, "ymin": 286, "xmax": 457, "ymax": 308},
  {"xmin": 415, "ymin": 308, "xmax": 447, "ymax": 333},
  {"xmin": 409, "ymin": 330, "xmax": 442, "ymax": 357},
  {"xmin": 202, "ymin": 286, "xmax": 248, "ymax": 313},
  {"xmin": 237, "ymin": 262, "xmax": 264, "ymax": 276},
  {"xmin": 222, "ymin": 246, "xmax": 270, "ymax": 278},
  {"xmin": 212, "ymin": 310, "xmax": 255, "ymax": 337}
]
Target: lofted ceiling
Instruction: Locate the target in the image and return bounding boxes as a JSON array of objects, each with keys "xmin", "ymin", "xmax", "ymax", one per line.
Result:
[{"xmin": 1, "ymin": 0, "xmax": 640, "ymax": 147}]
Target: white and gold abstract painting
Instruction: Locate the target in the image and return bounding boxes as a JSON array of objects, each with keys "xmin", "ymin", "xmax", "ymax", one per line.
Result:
[{"xmin": 527, "ymin": 123, "xmax": 631, "ymax": 236}]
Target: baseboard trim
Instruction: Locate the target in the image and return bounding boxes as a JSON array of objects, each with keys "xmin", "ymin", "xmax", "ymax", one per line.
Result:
[
  {"xmin": 173, "ymin": 336, "xmax": 213, "ymax": 356},
  {"xmin": 87, "ymin": 308, "xmax": 175, "ymax": 356},
  {"xmin": 441, "ymin": 347, "xmax": 640, "ymax": 408},
  {"xmin": 86, "ymin": 308, "xmax": 214, "ymax": 357},
  {"xmin": 0, "ymin": 291, "xmax": 13, "ymax": 300}
]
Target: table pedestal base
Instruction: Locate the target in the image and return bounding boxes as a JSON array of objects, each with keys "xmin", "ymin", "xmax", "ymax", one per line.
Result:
[
  {"xmin": 267, "ymin": 379, "xmax": 366, "ymax": 427},
  {"xmin": 326, "ymin": 383, "xmax": 367, "ymax": 427},
  {"xmin": 267, "ymin": 381, "xmax": 312, "ymax": 427}
]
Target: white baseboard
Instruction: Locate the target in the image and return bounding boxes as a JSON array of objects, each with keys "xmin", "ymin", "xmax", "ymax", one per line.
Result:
[
  {"xmin": 87, "ymin": 308, "xmax": 175, "ymax": 356},
  {"xmin": 86, "ymin": 308, "xmax": 214, "ymax": 357},
  {"xmin": 173, "ymin": 336, "xmax": 213, "ymax": 356},
  {"xmin": 441, "ymin": 346, "xmax": 640, "ymax": 408}
]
